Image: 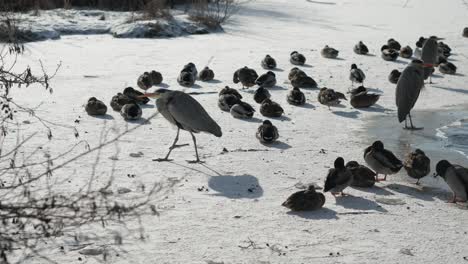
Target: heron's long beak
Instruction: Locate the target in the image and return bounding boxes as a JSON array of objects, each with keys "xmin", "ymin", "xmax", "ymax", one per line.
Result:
[{"xmin": 140, "ymin": 92, "xmax": 160, "ymax": 99}]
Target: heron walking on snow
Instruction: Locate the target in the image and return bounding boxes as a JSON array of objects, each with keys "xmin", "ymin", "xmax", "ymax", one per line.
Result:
[
  {"xmin": 143, "ymin": 89, "xmax": 222, "ymax": 163},
  {"xmin": 395, "ymin": 59, "xmax": 425, "ymax": 130}
]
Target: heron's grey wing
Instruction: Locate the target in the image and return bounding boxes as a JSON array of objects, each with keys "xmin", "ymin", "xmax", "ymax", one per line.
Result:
[
  {"xmin": 395, "ymin": 66, "xmax": 424, "ymax": 122},
  {"xmin": 421, "ymin": 39, "xmax": 438, "ymax": 64},
  {"xmin": 167, "ymin": 92, "xmax": 222, "ymax": 137}
]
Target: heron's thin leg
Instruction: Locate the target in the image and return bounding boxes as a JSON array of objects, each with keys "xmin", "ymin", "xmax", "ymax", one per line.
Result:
[
  {"xmin": 404, "ymin": 117, "xmax": 408, "ymax": 129},
  {"xmin": 154, "ymin": 128, "xmax": 180, "ymax": 162},
  {"xmin": 187, "ymin": 132, "xmax": 202, "ymax": 163},
  {"xmin": 416, "ymin": 178, "xmax": 420, "ymax": 185},
  {"xmin": 429, "ymin": 74, "xmax": 433, "ymax": 84}
]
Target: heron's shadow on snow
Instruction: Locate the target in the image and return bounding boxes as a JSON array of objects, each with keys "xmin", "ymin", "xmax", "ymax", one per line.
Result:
[
  {"xmin": 140, "ymin": 104, "xmax": 155, "ymax": 109},
  {"xmin": 287, "ymin": 208, "xmax": 338, "ymax": 220},
  {"xmin": 432, "ymin": 85, "xmax": 468, "ymax": 95},
  {"xmin": 208, "ymin": 174, "xmax": 263, "ymax": 199},
  {"xmin": 335, "ymin": 195, "xmax": 388, "ymax": 212}
]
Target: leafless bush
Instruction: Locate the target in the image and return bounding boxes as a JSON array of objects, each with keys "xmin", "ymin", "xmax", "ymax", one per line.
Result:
[
  {"xmin": 188, "ymin": 0, "xmax": 239, "ymax": 29},
  {"xmin": 143, "ymin": 0, "xmax": 173, "ymax": 19},
  {"xmin": 0, "ymin": 24, "xmax": 171, "ymax": 264}
]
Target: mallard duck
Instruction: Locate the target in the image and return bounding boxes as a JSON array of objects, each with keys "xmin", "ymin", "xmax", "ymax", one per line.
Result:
[
  {"xmin": 364, "ymin": 140, "xmax": 403, "ymax": 181},
  {"xmin": 261, "ymin": 54, "xmax": 277, "ymax": 69},
  {"xmin": 110, "ymin": 93, "xmax": 135, "ymax": 111},
  {"xmin": 404, "ymin": 149, "xmax": 430, "ymax": 184},
  {"xmin": 260, "ymin": 98, "xmax": 283, "ymax": 117},
  {"xmin": 388, "ymin": 69, "xmax": 401, "ymax": 84},
  {"xmin": 290, "ymin": 51, "xmax": 306, "ymax": 65},
  {"xmin": 324, "ymin": 157, "xmax": 353, "ymax": 196},
  {"xmin": 349, "ymin": 86, "xmax": 380, "ymax": 108},
  {"xmin": 85, "ymin": 97, "xmax": 107, "ymax": 116},
  {"xmin": 233, "ymin": 66, "xmax": 258, "ymax": 89},
  {"xmin": 321, "ymin": 45, "xmax": 339, "ymax": 59},
  {"xmin": 177, "ymin": 71, "xmax": 196, "ymax": 87},
  {"xmin": 198, "ymin": 66, "xmax": 215, "ymax": 81},
  {"xmin": 381, "ymin": 45, "xmax": 399, "ymax": 61},
  {"xmin": 282, "ymin": 185, "xmax": 325, "ymax": 211},
  {"xmin": 463, "ymin": 27, "xmax": 468, "ymax": 38},
  {"xmin": 353, "ymin": 41, "xmax": 369, "ymax": 55},
  {"xmin": 288, "ymin": 67, "xmax": 306, "ymax": 81},
  {"xmin": 318, "ymin": 87, "xmax": 346, "ymax": 109},
  {"xmin": 400, "ymin": 46, "xmax": 413, "ymax": 59},
  {"xmin": 256, "ymin": 120, "xmax": 279, "ymax": 143},
  {"xmin": 435, "ymin": 160, "xmax": 468, "ymax": 202},
  {"xmin": 219, "ymin": 86, "xmax": 242, "ymax": 99},
  {"xmin": 181, "ymin": 62, "xmax": 198, "ymax": 78},
  {"xmin": 120, "ymin": 103, "xmax": 142, "ymax": 121},
  {"xmin": 291, "ymin": 75, "xmax": 317, "ymax": 89},
  {"xmin": 416, "ymin": 36, "xmax": 426, "ymax": 48},
  {"xmin": 349, "ymin": 64, "xmax": 366, "ymax": 86},
  {"xmin": 346, "ymin": 161, "xmax": 376, "ymax": 188},
  {"xmin": 123, "ymin": 87, "xmax": 149, "ymax": 104},
  {"xmin": 439, "ymin": 62, "xmax": 457, "ymax": 75},
  {"xmin": 149, "ymin": 70, "xmax": 163, "ymax": 85},
  {"xmin": 287, "ymin": 87, "xmax": 306, "ymax": 106},
  {"xmin": 438, "ymin": 42, "xmax": 451, "ymax": 58},
  {"xmin": 230, "ymin": 101, "xmax": 255, "ymax": 119},
  {"xmin": 137, "ymin": 72, "xmax": 152, "ymax": 90},
  {"xmin": 218, "ymin": 94, "xmax": 241, "ymax": 112},
  {"xmin": 256, "ymin": 71, "xmax": 277, "ymax": 88},
  {"xmin": 387, "ymin": 38, "xmax": 401, "ymax": 50},
  {"xmin": 253, "ymin": 86, "xmax": 271, "ymax": 104}
]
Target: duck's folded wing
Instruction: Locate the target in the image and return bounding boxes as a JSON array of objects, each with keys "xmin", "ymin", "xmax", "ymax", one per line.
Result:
[
  {"xmin": 373, "ymin": 150, "xmax": 402, "ymax": 169},
  {"xmin": 454, "ymin": 165, "xmax": 468, "ymax": 191}
]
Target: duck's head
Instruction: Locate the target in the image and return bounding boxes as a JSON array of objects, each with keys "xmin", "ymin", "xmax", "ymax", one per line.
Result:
[
  {"xmin": 334, "ymin": 157, "xmax": 345, "ymax": 169},
  {"xmin": 292, "ymin": 87, "xmax": 300, "ymax": 91},
  {"xmin": 351, "ymin": 63, "xmax": 357, "ymax": 69},
  {"xmin": 349, "ymin": 86, "xmax": 366, "ymax": 95},
  {"xmin": 345, "ymin": 160, "xmax": 359, "ymax": 168},
  {"xmin": 414, "ymin": 149, "xmax": 425, "ymax": 155},
  {"xmin": 262, "ymin": 120, "xmax": 272, "ymax": 126},
  {"xmin": 381, "ymin": 45, "xmax": 389, "ymax": 51},
  {"xmin": 267, "ymin": 71, "xmax": 275, "ymax": 76},
  {"xmin": 142, "ymin": 88, "xmax": 170, "ymax": 99},
  {"xmin": 372, "ymin": 140, "xmax": 384, "ymax": 150},
  {"xmin": 434, "ymin": 160, "xmax": 452, "ymax": 178},
  {"xmin": 290, "ymin": 51, "xmax": 298, "ymax": 55}
]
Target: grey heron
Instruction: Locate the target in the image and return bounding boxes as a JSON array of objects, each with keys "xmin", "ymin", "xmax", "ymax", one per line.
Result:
[
  {"xmin": 403, "ymin": 149, "xmax": 430, "ymax": 185},
  {"xmin": 364, "ymin": 141, "xmax": 402, "ymax": 181},
  {"xmin": 143, "ymin": 89, "xmax": 222, "ymax": 163},
  {"xmin": 434, "ymin": 160, "xmax": 468, "ymax": 203},
  {"xmin": 282, "ymin": 185, "xmax": 325, "ymax": 211},
  {"xmin": 345, "ymin": 161, "xmax": 376, "ymax": 188},
  {"xmin": 324, "ymin": 157, "xmax": 353, "ymax": 196},
  {"xmin": 395, "ymin": 59, "xmax": 425, "ymax": 130},
  {"xmin": 421, "ymin": 36, "xmax": 442, "ymax": 83},
  {"xmin": 261, "ymin": 55, "xmax": 277, "ymax": 69},
  {"xmin": 290, "ymin": 51, "xmax": 306, "ymax": 65}
]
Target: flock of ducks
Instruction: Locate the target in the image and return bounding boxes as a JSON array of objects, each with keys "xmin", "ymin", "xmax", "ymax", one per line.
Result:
[{"xmin": 83, "ymin": 29, "xmax": 468, "ymax": 211}]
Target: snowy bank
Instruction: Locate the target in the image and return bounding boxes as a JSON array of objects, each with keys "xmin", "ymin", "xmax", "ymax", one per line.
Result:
[{"xmin": 2, "ymin": 9, "xmax": 213, "ymax": 42}]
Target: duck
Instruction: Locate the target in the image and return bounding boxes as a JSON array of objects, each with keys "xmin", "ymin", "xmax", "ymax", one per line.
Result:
[
  {"xmin": 230, "ymin": 101, "xmax": 255, "ymax": 119},
  {"xmin": 287, "ymin": 87, "xmax": 306, "ymax": 106},
  {"xmin": 260, "ymin": 98, "xmax": 283, "ymax": 117},
  {"xmin": 218, "ymin": 94, "xmax": 241, "ymax": 112},
  {"xmin": 434, "ymin": 160, "xmax": 468, "ymax": 202},
  {"xmin": 381, "ymin": 45, "xmax": 399, "ymax": 61},
  {"xmin": 346, "ymin": 161, "xmax": 376, "ymax": 188},
  {"xmin": 439, "ymin": 62, "xmax": 457, "ymax": 75},
  {"xmin": 291, "ymin": 75, "xmax": 318, "ymax": 89},
  {"xmin": 198, "ymin": 66, "xmax": 215, "ymax": 81},
  {"xmin": 387, "ymin": 38, "xmax": 401, "ymax": 50},
  {"xmin": 349, "ymin": 64, "xmax": 366, "ymax": 86},
  {"xmin": 388, "ymin": 69, "xmax": 401, "ymax": 84},
  {"xmin": 137, "ymin": 72, "xmax": 152, "ymax": 90},
  {"xmin": 261, "ymin": 54, "xmax": 277, "ymax": 69},
  {"xmin": 364, "ymin": 140, "xmax": 403, "ymax": 181},
  {"xmin": 400, "ymin": 46, "xmax": 413, "ymax": 59},
  {"xmin": 253, "ymin": 86, "xmax": 271, "ymax": 104},
  {"xmin": 416, "ymin": 36, "xmax": 427, "ymax": 48},
  {"xmin": 404, "ymin": 149, "xmax": 431, "ymax": 185},
  {"xmin": 321, "ymin": 45, "xmax": 339, "ymax": 59},
  {"xmin": 318, "ymin": 87, "xmax": 347, "ymax": 109},
  {"xmin": 438, "ymin": 42, "xmax": 451, "ymax": 58},
  {"xmin": 181, "ymin": 62, "xmax": 198, "ymax": 78},
  {"xmin": 288, "ymin": 67, "xmax": 306, "ymax": 81},
  {"xmin": 177, "ymin": 71, "xmax": 196, "ymax": 87},
  {"xmin": 324, "ymin": 157, "xmax": 353, "ymax": 196},
  {"xmin": 219, "ymin": 86, "xmax": 242, "ymax": 99},
  {"xmin": 290, "ymin": 51, "xmax": 306, "ymax": 65},
  {"xmin": 464, "ymin": 27, "xmax": 468, "ymax": 38},
  {"xmin": 120, "ymin": 103, "xmax": 142, "ymax": 121},
  {"xmin": 123, "ymin": 87, "xmax": 149, "ymax": 104},
  {"xmin": 85, "ymin": 97, "xmax": 107, "ymax": 116},
  {"xmin": 353, "ymin": 41, "xmax": 369, "ymax": 55},
  {"xmin": 233, "ymin": 66, "xmax": 258, "ymax": 89},
  {"xmin": 256, "ymin": 120, "xmax": 279, "ymax": 143},
  {"xmin": 149, "ymin": 70, "xmax": 163, "ymax": 85},
  {"xmin": 282, "ymin": 185, "xmax": 326, "ymax": 211},
  {"xmin": 110, "ymin": 93, "xmax": 135, "ymax": 111},
  {"xmin": 349, "ymin": 86, "xmax": 380, "ymax": 108},
  {"xmin": 256, "ymin": 71, "xmax": 277, "ymax": 88}
]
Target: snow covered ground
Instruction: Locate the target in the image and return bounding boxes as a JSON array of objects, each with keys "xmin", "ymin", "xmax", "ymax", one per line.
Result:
[{"xmin": 4, "ymin": 0, "xmax": 468, "ymax": 263}]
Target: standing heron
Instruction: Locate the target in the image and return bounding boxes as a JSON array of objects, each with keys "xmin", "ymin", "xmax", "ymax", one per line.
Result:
[
  {"xmin": 143, "ymin": 89, "xmax": 222, "ymax": 163},
  {"xmin": 395, "ymin": 59, "xmax": 425, "ymax": 130},
  {"xmin": 421, "ymin": 36, "xmax": 442, "ymax": 83}
]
